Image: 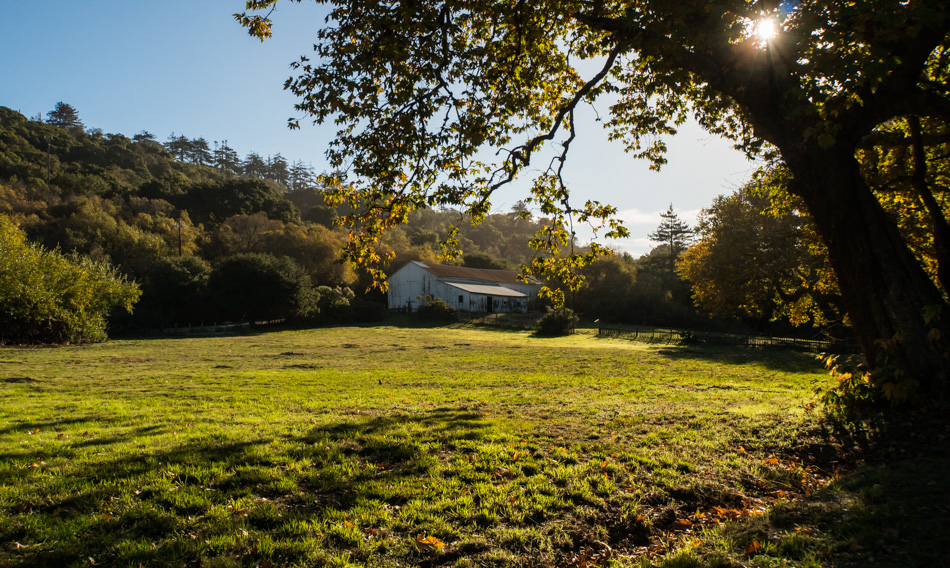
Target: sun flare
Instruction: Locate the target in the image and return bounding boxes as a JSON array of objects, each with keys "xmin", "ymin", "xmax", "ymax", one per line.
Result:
[{"xmin": 754, "ymin": 18, "xmax": 778, "ymax": 43}]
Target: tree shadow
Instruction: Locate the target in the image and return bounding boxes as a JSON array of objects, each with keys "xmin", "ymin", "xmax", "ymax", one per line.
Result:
[
  {"xmin": 654, "ymin": 345, "xmax": 826, "ymax": 374},
  {"xmin": 1, "ymin": 407, "xmax": 492, "ymax": 568},
  {"xmin": 697, "ymin": 414, "xmax": 950, "ymax": 568}
]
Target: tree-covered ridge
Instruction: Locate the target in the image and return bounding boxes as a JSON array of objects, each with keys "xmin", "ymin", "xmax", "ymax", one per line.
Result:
[{"xmin": 0, "ymin": 104, "xmax": 577, "ymax": 337}]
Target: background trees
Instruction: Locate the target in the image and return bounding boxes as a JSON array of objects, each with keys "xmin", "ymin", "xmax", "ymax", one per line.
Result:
[{"xmin": 678, "ymin": 184, "xmax": 842, "ymax": 332}]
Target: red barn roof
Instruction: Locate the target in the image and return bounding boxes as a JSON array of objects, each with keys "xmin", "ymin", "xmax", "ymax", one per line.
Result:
[{"xmin": 413, "ymin": 261, "xmax": 541, "ymax": 286}]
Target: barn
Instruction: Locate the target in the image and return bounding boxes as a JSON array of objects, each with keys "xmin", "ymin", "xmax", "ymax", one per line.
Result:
[{"xmin": 387, "ymin": 261, "xmax": 543, "ymax": 313}]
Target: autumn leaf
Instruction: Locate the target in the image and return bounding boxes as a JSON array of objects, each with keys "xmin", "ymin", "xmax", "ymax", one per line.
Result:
[
  {"xmin": 745, "ymin": 540, "xmax": 762, "ymax": 554},
  {"xmin": 794, "ymin": 526, "xmax": 815, "ymax": 535},
  {"xmin": 677, "ymin": 519, "xmax": 693, "ymax": 526},
  {"xmin": 764, "ymin": 457, "xmax": 779, "ymax": 465},
  {"xmin": 414, "ymin": 534, "xmax": 445, "ymax": 552}
]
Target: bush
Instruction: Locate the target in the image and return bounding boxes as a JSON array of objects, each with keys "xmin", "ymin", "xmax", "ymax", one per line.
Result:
[
  {"xmin": 208, "ymin": 253, "xmax": 317, "ymax": 322},
  {"xmin": 0, "ymin": 215, "xmax": 140, "ymax": 343},
  {"xmin": 536, "ymin": 306, "xmax": 578, "ymax": 336},
  {"xmin": 416, "ymin": 295, "xmax": 457, "ymax": 321},
  {"xmin": 139, "ymin": 256, "xmax": 212, "ymax": 326}
]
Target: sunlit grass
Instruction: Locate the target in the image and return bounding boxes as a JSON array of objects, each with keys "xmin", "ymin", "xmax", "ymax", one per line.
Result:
[{"xmin": 1, "ymin": 324, "xmax": 941, "ymax": 566}]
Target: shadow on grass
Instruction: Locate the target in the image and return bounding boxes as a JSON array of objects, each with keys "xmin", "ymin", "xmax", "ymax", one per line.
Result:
[
  {"xmin": 655, "ymin": 344, "xmax": 826, "ymax": 374},
  {"xmin": 0, "ymin": 416, "xmax": 98, "ymax": 437},
  {"xmin": 1, "ymin": 408, "xmax": 491, "ymax": 568},
  {"xmin": 658, "ymin": 412, "xmax": 950, "ymax": 568}
]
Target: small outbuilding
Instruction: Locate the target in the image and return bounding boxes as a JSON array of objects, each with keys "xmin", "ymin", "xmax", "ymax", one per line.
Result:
[{"xmin": 387, "ymin": 261, "xmax": 543, "ymax": 313}]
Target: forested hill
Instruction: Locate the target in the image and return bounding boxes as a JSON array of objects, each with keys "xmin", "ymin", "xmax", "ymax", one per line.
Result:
[{"xmin": 0, "ymin": 105, "xmax": 555, "ymax": 330}]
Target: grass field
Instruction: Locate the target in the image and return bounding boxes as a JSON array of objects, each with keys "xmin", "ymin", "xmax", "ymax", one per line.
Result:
[{"xmin": 1, "ymin": 323, "xmax": 947, "ymax": 567}]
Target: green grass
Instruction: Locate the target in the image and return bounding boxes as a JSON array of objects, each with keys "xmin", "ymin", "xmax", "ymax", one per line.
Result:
[{"xmin": 0, "ymin": 324, "xmax": 946, "ymax": 567}]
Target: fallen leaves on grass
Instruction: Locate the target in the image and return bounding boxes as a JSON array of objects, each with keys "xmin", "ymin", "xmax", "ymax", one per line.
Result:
[{"xmin": 414, "ymin": 534, "xmax": 445, "ymax": 552}]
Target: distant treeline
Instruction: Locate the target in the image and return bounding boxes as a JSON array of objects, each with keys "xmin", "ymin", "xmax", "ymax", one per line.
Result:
[{"xmin": 0, "ymin": 103, "xmax": 839, "ymax": 342}]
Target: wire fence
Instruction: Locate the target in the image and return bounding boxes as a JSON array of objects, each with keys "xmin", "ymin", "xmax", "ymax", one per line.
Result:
[
  {"xmin": 597, "ymin": 324, "xmax": 858, "ymax": 353},
  {"xmin": 457, "ymin": 311, "xmax": 542, "ymax": 329}
]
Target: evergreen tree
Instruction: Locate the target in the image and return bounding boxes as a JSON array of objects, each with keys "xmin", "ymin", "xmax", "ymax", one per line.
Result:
[
  {"xmin": 648, "ymin": 204, "xmax": 693, "ymax": 272},
  {"xmin": 132, "ymin": 130, "xmax": 156, "ymax": 143},
  {"xmin": 288, "ymin": 160, "xmax": 313, "ymax": 191},
  {"xmin": 243, "ymin": 152, "xmax": 267, "ymax": 178},
  {"xmin": 189, "ymin": 137, "xmax": 212, "ymax": 166},
  {"xmin": 213, "ymin": 140, "xmax": 242, "ymax": 173},
  {"xmin": 268, "ymin": 153, "xmax": 290, "ymax": 186},
  {"xmin": 46, "ymin": 102, "xmax": 83, "ymax": 130},
  {"xmin": 164, "ymin": 133, "xmax": 190, "ymax": 161}
]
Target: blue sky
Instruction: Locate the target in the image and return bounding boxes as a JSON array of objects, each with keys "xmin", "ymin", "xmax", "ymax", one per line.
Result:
[{"xmin": 0, "ymin": 1, "xmax": 756, "ymax": 256}]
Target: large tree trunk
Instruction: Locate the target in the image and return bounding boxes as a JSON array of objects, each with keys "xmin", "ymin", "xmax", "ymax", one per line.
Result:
[{"xmin": 784, "ymin": 145, "xmax": 950, "ymax": 399}]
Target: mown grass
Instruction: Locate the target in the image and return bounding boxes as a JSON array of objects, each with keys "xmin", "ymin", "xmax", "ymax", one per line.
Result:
[{"xmin": 0, "ymin": 324, "xmax": 946, "ymax": 567}]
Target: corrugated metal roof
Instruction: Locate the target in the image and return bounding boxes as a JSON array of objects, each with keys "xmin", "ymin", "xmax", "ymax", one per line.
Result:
[
  {"xmin": 445, "ymin": 282, "xmax": 527, "ymax": 298},
  {"xmin": 414, "ymin": 261, "xmax": 541, "ymax": 285}
]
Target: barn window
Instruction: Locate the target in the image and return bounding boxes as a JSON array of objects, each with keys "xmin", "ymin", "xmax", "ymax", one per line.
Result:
[{"xmin": 458, "ymin": 295, "xmax": 464, "ymax": 304}]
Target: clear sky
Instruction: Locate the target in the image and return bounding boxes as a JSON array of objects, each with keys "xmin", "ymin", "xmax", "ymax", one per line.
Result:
[{"xmin": 0, "ymin": 1, "xmax": 756, "ymax": 256}]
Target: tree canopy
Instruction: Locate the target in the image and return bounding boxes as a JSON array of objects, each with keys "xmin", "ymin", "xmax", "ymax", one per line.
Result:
[
  {"xmin": 678, "ymin": 181, "xmax": 841, "ymax": 330},
  {"xmin": 240, "ymin": 0, "xmax": 950, "ymax": 402},
  {"xmin": 46, "ymin": 102, "xmax": 83, "ymax": 131}
]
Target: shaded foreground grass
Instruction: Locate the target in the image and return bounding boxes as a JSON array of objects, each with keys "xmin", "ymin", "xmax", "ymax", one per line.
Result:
[{"xmin": 0, "ymin": 325, "xmax": 946, "ymax": 567}]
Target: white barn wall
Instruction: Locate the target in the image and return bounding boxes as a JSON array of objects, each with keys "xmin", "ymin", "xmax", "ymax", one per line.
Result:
[
  {"xmin": 387, "ymin": 261, "xmax": 540, "ymax": 312},
  {"xmin": 387, "ymin": 262, "xmax": 432, "ymax": 311}
]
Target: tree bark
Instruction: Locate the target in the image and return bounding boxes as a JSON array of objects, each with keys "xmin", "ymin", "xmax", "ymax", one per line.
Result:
[{"xmin": 784, "ymin": 144, "xmax": 950, "ymax": 399}]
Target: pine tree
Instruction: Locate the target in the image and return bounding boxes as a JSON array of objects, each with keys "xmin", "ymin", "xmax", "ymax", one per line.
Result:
[
  {"xmin": 648, "ymin": 204, "xmax": 693, "ymax": 272},
  {"xmin": 46, "ymin": 102, "xmax": 83, "ymax": 130},
  {"xmin": 132, "ymin": 131, "xmax": 156, "ymax": 143},
  {"xmin": 164, "ymin": 133, "xmax": 190, "ymax": 161},
  {"xmin": 213, "ymin": 140, "xmax": 242, "ymax": 173},
  {"xmin": 189, "ymin": 137, "xmax": 212, "ymax": 166},
  {"xmin": 288, "ymin": 160, "xmax": 313, "ymax": 190},
  {"xmin": 243, "ymin": 152, "xmax": 267, "ymax": 178},
  {"xmin": 268, "ymin": 153, "xmax": 289, "ymax": 185}
]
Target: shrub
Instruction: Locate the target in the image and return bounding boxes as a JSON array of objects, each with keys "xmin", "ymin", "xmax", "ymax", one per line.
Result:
[
  {"xmin": 536, "ymin": 306, "xmax": 578, "ymax": 336},
  {"xmin": 0, "ymin": 215, "xmax": 140, "ymax": 343},
  {"xmin": 416, "ymin": 295, "xmax": 457, "ymax": 321},
  {"xmin": 208, "ymin": 253, "xmax": 317, "ymax": 322},
  {"xmin": 139, "ymin": 256, "xmax": 212, "ymax": 326}
]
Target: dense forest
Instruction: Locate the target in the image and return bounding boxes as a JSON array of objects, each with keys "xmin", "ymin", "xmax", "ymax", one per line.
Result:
[{"xmin": 1, "ymin": 103, "xmax": 859, "ymax": 342}]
